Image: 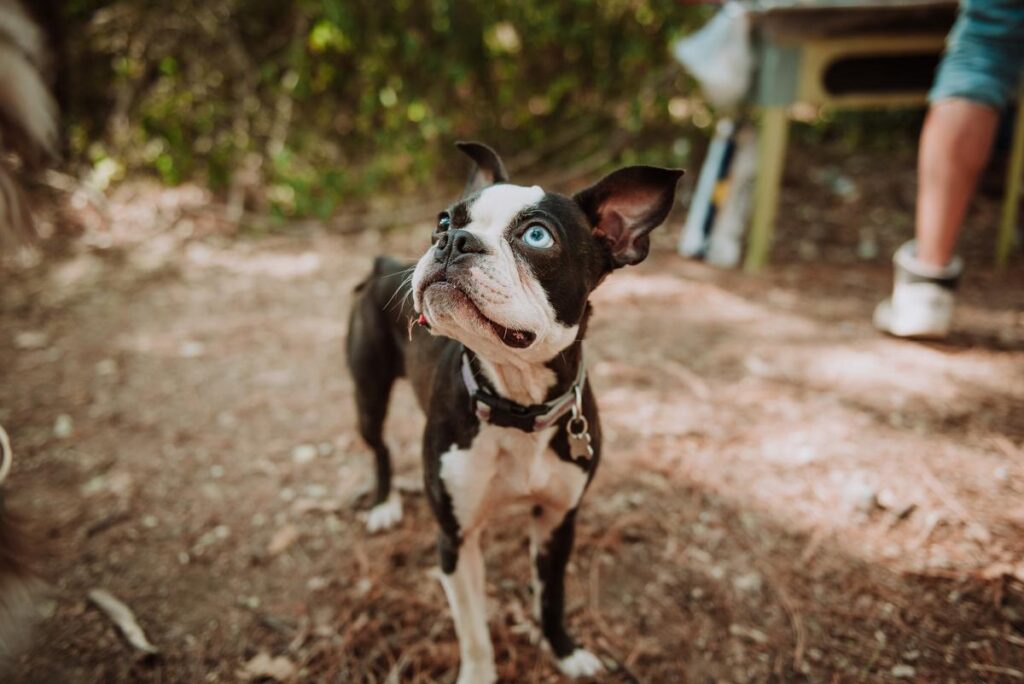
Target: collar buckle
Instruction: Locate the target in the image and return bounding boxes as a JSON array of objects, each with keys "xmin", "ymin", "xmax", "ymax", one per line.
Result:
[{"xmin": 472, "ymin": 393, "xmax": 548, "ymax": 432}]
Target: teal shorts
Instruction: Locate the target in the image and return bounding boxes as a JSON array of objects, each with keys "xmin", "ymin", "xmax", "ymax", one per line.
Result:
[{"xmin": 930, "ymin": 0, "xmax": 1024, "ymax": 109}]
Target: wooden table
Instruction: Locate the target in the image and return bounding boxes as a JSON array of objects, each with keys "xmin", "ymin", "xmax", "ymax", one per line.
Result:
[{"xmin": 741, "ymin": 0, "xmax": 1022, "ymax": 271}]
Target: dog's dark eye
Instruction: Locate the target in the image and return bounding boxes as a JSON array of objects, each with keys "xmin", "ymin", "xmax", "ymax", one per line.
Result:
[{"xmin": 436, "ymin": 213, "xmax": 451, "ymax": 232}]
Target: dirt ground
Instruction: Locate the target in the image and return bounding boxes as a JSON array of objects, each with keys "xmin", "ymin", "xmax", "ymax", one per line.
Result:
[{"xmin": 4, "ymin": 142, "xmax": 1024, "ymax": 683}]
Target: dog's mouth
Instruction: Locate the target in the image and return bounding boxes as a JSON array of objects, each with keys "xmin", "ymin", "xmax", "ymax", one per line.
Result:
[{"xmin": 421, "ymin": 276, "xmax": 536, "ymax": 349}]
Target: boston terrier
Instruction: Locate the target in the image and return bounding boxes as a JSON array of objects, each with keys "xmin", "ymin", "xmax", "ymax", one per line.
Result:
[{"xmin": 346, "ymin": 142, "xmax": 682, "ymax": 682}]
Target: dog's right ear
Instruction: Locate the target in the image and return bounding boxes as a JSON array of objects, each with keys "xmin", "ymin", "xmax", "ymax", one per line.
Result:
[
  {"xmin": 574, "ymin": 166, "xmax": 684, "ymax": 269},
  {"xmin": 456, "ymin": 141, "xmax": 508, "ymax": 197}
]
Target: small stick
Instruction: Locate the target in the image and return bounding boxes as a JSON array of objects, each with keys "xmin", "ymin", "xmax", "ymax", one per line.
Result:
[
  {"xmin": 88, "ymin": 588, "xmax": 159, "ymax": 655},
  {"xmin": 970, "ymin": 664, "xmax": 1024, "ymax": 680}
]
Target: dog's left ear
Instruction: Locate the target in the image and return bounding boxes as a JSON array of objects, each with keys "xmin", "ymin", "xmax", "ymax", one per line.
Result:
[
  {"xmin": 574, "ymin": 166, "xmax": 684, "ymax": 268},
  {"xmin": 456, "ymin": 141, "xmax": 509, "ymax": 197}
]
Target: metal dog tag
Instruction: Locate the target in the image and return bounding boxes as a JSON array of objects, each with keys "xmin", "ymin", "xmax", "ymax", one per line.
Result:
[{"xmin": 567, "ymin": 417, "xmax": 593, "ymax": 461}]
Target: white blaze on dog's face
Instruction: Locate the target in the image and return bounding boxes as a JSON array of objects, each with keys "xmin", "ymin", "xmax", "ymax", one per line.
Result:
[
  {"xmin": 412, "ymin": 182, "xmax": 578, "ymax": 365},
  {"xmin": 412, "ymin": 141, "xmax": 683, "ymax": 366}
]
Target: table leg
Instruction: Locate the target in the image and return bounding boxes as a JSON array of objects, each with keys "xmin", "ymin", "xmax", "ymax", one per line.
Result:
[
  {"xmin": 997, "ymin": 100, "xmax": 1024, "ymax": 269},
  {"xmin": 744, "ymin": 106, "xmax": 790, "ymax": 272}
]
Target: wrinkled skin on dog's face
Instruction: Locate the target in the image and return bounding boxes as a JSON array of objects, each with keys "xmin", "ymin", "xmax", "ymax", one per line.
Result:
[{"xmin": 412, "ymin": 142, "xmax": 682, "ymax": 365}]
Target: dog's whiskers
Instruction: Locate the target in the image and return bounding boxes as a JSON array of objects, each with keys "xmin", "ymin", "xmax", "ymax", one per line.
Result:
[
  {"xmin": 384, "ymin": 271, "xmax": 417, "ymax": 312},
  {"xmin": 370, "ymin": 266, "xmax": 415, "ymax": 283}
]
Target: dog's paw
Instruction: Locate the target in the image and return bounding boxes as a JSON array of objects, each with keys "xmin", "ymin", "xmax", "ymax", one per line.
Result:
[
  {"xmin": 455, "ymin": 660, "xmax": 497, "ymax": 684},
  {"xmin": 557, "ymin": 649, "xmax": 604, "ymax": 679},
  {"xmin": 362, "ymin": 492, "xmax": 402, "ymax": 533}
]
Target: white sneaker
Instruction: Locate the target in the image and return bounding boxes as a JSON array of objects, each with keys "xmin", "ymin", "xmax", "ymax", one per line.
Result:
[{"xmin": 873, "ymin": 241, "xmax": 963, "ymax": 339}]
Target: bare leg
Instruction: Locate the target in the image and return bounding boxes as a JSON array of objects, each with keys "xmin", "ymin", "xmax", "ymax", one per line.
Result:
[
  {"xmin": 915, "ymin": 98, "xmax": 999, "ymax": 267},
  {"xmin": 439, "ymin": 532, "xmax": 496, "ymax": 684}
]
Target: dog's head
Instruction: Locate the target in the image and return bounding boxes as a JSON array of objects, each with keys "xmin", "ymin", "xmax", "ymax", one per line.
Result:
[{"xmin": 412, "ymin": 142, "xmax": 683, "ymax": 364}]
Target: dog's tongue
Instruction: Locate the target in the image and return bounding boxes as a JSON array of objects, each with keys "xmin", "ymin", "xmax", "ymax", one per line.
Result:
[
  {"xmin": 494, "ymin": 322, "xmax": 536, "ymax": 349},
  {"xmin": 409, "ymin": 312, "xmax": 430, "ymax": 340}
]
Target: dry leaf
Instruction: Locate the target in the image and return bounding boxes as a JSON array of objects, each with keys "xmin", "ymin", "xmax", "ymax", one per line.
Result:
[
  {"xmin": 239, "ymin": 652, "xmax": 296, "ymax": 681},
  {"xmin": 267, "ymin": 524, "xmax": 300, "ymax": 556}
]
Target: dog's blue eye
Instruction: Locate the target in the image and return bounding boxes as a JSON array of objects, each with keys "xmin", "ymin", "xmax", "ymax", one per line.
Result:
[
  {"xmin": 437, "ymin": 214, "xmax": 451, "ymax": 231},
  {"xmin": 522, "ymin": 224, "xmax": 554, "ymax": 249}
]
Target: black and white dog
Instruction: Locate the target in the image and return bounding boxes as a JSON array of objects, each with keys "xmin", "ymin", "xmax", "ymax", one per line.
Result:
[{"xmin": 346, "ymin": 142, "xmax": 682, "ymax": 682}]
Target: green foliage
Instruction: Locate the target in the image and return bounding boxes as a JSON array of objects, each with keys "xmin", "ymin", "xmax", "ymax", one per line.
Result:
[{"xmin": 62, "ymin": 0, "xmax": 707, "ymax": 217}]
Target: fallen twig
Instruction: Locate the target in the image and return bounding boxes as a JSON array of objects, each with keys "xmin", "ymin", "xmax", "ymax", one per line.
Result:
[
  {"xmin": 734, "ymin": 530, "xmax": 808, "ymax": 671},
  {"xmin": 88, "ymin": 588, "xmax": 159, "ymax": 655},
  {"xmin": 969, "ymin": 663, "xmax": 1024, "ymax": 680}
]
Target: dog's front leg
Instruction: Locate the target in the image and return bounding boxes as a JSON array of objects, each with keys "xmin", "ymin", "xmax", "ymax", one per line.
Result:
[
  {"xmin": 531, "ymin": 507, "xmax": 603, "ymax": 678},
  {"xmin": 439, "ymin": 531, "xmax": 495, "ymax": 684}
]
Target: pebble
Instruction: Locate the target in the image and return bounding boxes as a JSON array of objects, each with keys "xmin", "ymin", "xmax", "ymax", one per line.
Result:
[
  {"xmin": 95, "ymin": 358, "xmax": 118, "ymax": 376},
  {"xmin": 965, "ymin": 523, "xmax": 992, "ymax": 545},
  {"xmin": 843, "ymin": 475, "xmax": 877, "ymax": 514},
  {"xmin": 291, "ymin": 444, "xmax": 318, "ymax": 464},
  {"xmin": 307, "ymin": 576, "xmax": 328, "ymax": 591},
  {"xmin": 303, "ymin": 484, "xmax": 327, "ymax": 498},
  {"xmin": 14, "ymin": 331, "xmax": 49, "ymax": 350},
  {"xmin": 178, "ymin": 341, "xmax": 205, "ymax": 358},
  {"xmin": 733, "ymin": 572, "xmax": 763, "ymax": 593},
  {"xmin": 891, "ymin": 664, "xmax": 916, "ymax": 678},
  {"xmin": 53, "ymin": 414, "xmax": 74, "ymax": 439}
]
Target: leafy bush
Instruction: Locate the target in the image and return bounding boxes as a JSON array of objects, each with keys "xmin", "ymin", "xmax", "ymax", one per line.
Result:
[{"xmin": 59, "ymin": 0, "xmax": 709, "ymax": 219}]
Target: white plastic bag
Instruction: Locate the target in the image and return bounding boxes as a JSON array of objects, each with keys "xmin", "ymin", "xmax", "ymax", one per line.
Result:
[{"xmin": 673, "ymin": 2, "xmax": 754, "ymax": 109}]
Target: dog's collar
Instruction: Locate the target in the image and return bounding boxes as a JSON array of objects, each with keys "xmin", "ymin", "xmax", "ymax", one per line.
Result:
[{"xmin": 460, "ymin": 351, "xmax": 586, "ymax": 433}]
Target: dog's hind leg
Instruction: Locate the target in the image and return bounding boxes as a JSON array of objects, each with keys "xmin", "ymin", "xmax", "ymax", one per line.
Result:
[
  {"xmin": 531, "ymin": 507, "xmax": 603, "ymax": 678},
  {"xmin": 438, "ymin": 531, "xmax": 496, "ymax": 684},
  {"xmin": 346, "ymin": 299, "xmax": 403, "ymax": 533},
  {"xmin": 355, "ymin": 381, "xmax": 402, "ymax": 533}
]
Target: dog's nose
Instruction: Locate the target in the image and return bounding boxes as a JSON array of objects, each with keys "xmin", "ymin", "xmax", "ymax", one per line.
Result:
[{"xmin": 435, "ymin": 228, "xmax": 485, "ymax": 263}]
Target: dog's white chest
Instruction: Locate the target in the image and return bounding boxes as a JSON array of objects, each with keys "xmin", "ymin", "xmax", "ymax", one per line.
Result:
[{"xmin": 439, "ymin": 425, "xmax": 588, "ymax": 534}]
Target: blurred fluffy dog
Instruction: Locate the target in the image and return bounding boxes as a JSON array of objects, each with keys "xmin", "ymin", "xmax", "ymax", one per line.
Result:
[
  {"xmin": 0, "ymin": 0, "xmax": 58, "ymax": 668},
  {"xmin": 0, "ymin": 425, "xmax": 36, "ymax": 668},
  {"xmin": 0, "ymin": 0, "xmax": 59, "ymax": 248}
]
